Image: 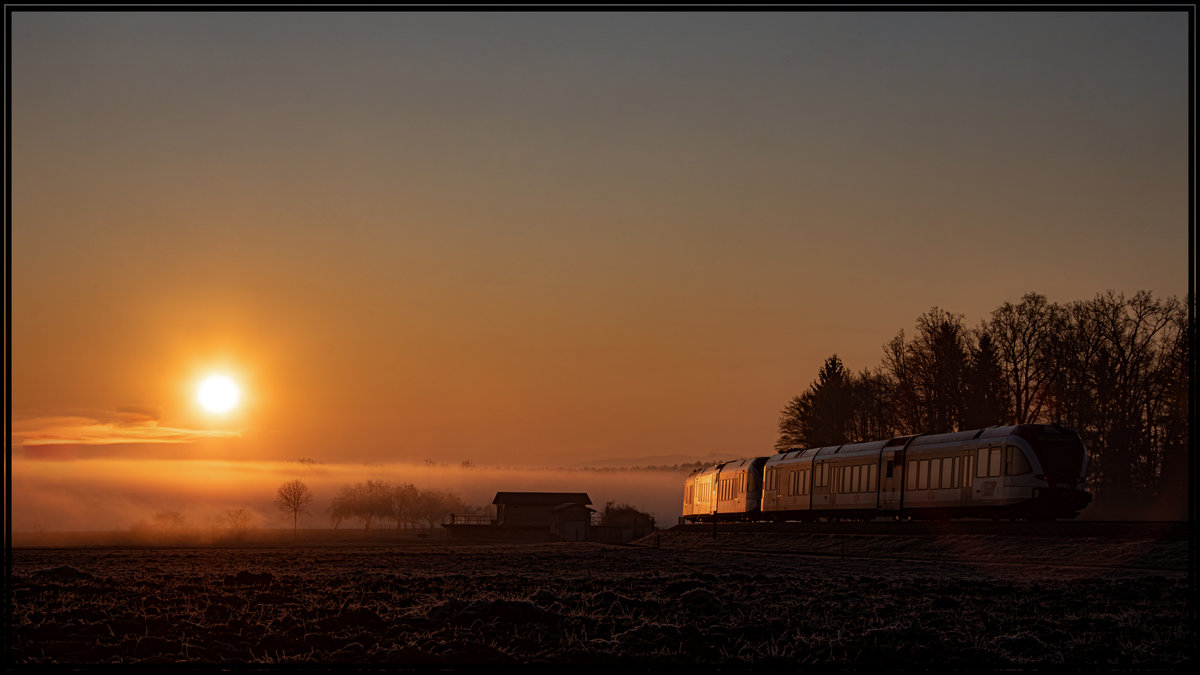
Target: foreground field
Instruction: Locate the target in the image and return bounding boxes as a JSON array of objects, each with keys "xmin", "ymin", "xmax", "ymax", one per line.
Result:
[{"xmin": 9, "ymin": 524, "xmax": 1192, "ymax": 668}]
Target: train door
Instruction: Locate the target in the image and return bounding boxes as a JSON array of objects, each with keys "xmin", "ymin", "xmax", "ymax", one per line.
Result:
[
  {"xmin": 812, "ymin": 457, "xmax": 831, "ymax": 508},
  {"xmin": 878, "ymin": 450, "xmax": 902, "ymax": 511},
  {"xmin": 973, "ymin": 445, "xmax": 1004, "ymax": 503}
]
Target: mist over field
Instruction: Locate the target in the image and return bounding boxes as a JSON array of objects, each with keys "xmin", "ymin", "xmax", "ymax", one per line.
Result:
[{"xmin": 11, "ymin": 458, "xmax": 690, "ymax": 534}]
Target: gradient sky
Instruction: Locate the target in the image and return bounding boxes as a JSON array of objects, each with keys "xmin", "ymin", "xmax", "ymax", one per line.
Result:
[{"xmin": 11, "ymin": 11, "xmax": 1191, "ymax": 474}]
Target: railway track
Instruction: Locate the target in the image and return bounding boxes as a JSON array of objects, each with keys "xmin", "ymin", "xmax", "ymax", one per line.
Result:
[
  {"xmin": 680, "ymin": 542, "xmax": 1189, "ymax": 575},
  {"xmin": 670, "ymin": 520, "xmax": 1190, "ymax": 541},
  {"xmin": 653, "ymin": 520, "xmax": 1190, "ymax": 575}
]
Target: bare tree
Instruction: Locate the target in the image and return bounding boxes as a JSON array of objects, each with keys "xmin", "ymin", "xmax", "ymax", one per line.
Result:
[
  {"xmin": 225, "ymin": 507, "xmax": 254, "ymax": 541},
  {"xmin": 881, "ymin": 308, "xmax": 971, "ymax": 434},
  {"xmin": 391, "ymin": 483, "xmax": 419, "ymax": 531},
  {"xmin": 327, "ymin": 481, "xmax": 393, "ymax": 533},
  {"xmin": 985, "ymin": 292, "xmax": 1058, "ymax": 424},
  {"xmin": 275, "ymin": 479, "xmax": 313, "ymax": 537}
]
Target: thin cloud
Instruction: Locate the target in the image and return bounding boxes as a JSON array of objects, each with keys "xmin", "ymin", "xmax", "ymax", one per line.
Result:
[{"xmin": 11, "ymin": 414, "xmax": 241, "ymax": 448}]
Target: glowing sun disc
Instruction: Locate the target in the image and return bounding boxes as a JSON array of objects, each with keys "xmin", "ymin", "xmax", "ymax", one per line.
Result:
[{"xmin": 198, "ymin": 375, "xmax": 240, "ymax": 413}]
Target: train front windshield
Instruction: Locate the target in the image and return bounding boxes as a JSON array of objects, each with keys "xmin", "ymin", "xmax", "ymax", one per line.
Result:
[{"xmin": 1018, "ymin": 426, "xmax": 1086, "ymax": 484}]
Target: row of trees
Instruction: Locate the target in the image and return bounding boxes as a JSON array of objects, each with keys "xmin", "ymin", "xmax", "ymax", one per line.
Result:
[
  {"xmin": 326, "ymin": 480, "xmax": 479, "ymax": 532},
  {"xmin": 274, "ymin": 479, "xmax": 480, "ymax": 534},
  {"xmin": 778, "ymin": 291, "xmax": 1189, "ymax": 512}
]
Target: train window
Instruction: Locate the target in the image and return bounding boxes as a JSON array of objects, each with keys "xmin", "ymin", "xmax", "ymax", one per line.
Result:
[
  {"xmin": 965, "ymin": 455, "xmax": 973, "ymax": 487},
  {"xmin": 1006, "ymin": 446, "xmax": 1032, "ymax": 475},
  {"xmin": 802, "ymin": 469, "xmax": 808, "ymax": 495},
  {"xmin": 918, "ymin": 459, "xmax": 929, "ymax": 490},
  {"xmin": 885, "ymin": 460, "xmax": 894, "ymax": 479},
  {"xmin": 850, "ymin": 466, "xmax": 860, "ymax": 493},
  {"xmin": 930, "ymin": 459, "xmax": 941, "ymax": 489},
  {"xmin": 976, "ymin": 449, "xmax": 988, "ymax": 478},
  {"xmin": 869, "ymin": 464, "xmax": 878, "ymax": 491},
  {"xmin": 989, "ymin": 448, "xmax": 1003, "ymax": 477},
  {"xmin": 941, "ymin": 459, "xmax": 953, "ymax": 489},
  {"xmin": 951, "ymin": 457, "xmax": 960, "ymax": 488},
  {"xmin": 906, "ymin": 461, "xmax": 918, "ymax": 490}
]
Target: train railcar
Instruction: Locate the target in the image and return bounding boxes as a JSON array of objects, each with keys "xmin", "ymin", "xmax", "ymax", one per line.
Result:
[
  {"xmin": 893, "ymin": 425, "xmax": 1091, "ymax": 520},
  {"xmin": 681, "ymin": 457, "xmax": 768, "ymax": 523},
  {"xmin": 712, "ymin": 457, "xmax": 768, "ymax": 521},
  {"xmin": 682, "ymin": 424, "xmax": 1091, "ymax": 522},
  {"xmin": 681, "ymin": 462, "xmax": 725, "ymax": 522},
  {"xmin": 761, "ymin": 447, "xmax": 817, "ymax": 520}
]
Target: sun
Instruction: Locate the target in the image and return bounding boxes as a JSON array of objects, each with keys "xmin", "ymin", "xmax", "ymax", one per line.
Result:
[{"xmin": 197, "ymin": 375, "xmax": 240, "ymax": 414}]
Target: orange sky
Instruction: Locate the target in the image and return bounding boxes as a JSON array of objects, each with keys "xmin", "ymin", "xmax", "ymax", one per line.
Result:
[{"xmin": 9, "ymin": 12, "xmax": 1191, "ymax": 488}]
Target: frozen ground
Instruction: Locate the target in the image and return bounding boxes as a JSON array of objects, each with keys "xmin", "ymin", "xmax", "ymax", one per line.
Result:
[{"xmin": 9, "ymin": 525, "xmax": 1192, "ymax": 667}]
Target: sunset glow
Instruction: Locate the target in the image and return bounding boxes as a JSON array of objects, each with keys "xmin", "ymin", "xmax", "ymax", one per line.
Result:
[
  {"xmin": 197, "ymin": 375, "xmax": 240, "ymax": 414},
  {"xmin": 9, "ymin": 11, "xmax": 1187, "ymax": 515}
]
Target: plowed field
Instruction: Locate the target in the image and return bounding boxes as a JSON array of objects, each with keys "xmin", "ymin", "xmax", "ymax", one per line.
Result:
[{"xmin": 9, "ymin": 524, "xmax": 1192, "ymax": 668}]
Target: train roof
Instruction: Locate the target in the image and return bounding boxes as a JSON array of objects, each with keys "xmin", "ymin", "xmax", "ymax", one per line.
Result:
[{"xmin": 722, "ymin": 456, "xmax": 768, "ymax": 470}]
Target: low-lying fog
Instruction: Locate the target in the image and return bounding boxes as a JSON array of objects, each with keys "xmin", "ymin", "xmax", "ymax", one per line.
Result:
[{"xmin": 11, "ymin": 457, "xmax": 691, "ymax": 534}]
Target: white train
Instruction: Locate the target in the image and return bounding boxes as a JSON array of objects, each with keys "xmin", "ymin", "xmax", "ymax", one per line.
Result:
[{"xmin": 682, "ymin": 425, "xmax": 1092, "ymax": 522}]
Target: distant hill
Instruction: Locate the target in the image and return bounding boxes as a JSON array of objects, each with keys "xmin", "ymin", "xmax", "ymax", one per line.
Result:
[{"xmin": 566, "ymin": 454, "xmax": 735, "ymax": 470}]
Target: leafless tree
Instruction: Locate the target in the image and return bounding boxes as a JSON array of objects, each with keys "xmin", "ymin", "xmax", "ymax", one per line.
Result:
[
  {"xmin": 224, "ymin": 507, "xmax": 254, "ymax": 541},
  {"xmin": 327, "ymin": 480, "xmax": 392, "ymax": 532},
  {"xmin": 984, "ymin": 292, "xmax": 1059, "ymax": 424},
  {"xmin": 880, "ymin": 308, "xmax": 971, "ymax": 434},
  {"xmin": 275, "ymin": 479, "xmax": 313, "ymax": 537}
]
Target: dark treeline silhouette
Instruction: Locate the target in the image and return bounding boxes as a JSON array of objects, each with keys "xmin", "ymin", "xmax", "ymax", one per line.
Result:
[
  {"xmin": 326, "ymin": 480, "xmax": 482, "ymax": 532},
  {"xmin": 600, "ymin": 501, "xmax": 655, "ymax": 529},
  {"xmin": 778, "ymin": 291, "xmax": 1189, "ymax": 517}
]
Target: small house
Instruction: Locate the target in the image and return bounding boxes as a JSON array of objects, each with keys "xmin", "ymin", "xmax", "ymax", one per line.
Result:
[{"xmin": 493, "ymin": 492, "xmax": 593, "ymax": 541}]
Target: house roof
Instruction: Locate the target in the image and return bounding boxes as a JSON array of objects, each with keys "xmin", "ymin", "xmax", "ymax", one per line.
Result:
[
  {"xmin": 492, "ymin": 492, "xmax": 592, "ymax": 506},
  {"xmin": 549, "ymin": 503, "xmax": 596, "ymax": 513}
]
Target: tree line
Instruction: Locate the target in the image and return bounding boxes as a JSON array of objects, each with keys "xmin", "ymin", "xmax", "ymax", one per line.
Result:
[
  {"xmin": 326, "ymin": 480, "xmax": 479, "ymax": 532},
  {"xmin": 272, "ymin": 479, "xmax": 481, "ymax": 534},
  {"xmin": 777, "ymin": 291, "xmax": 1189, "ymax": 512}
]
